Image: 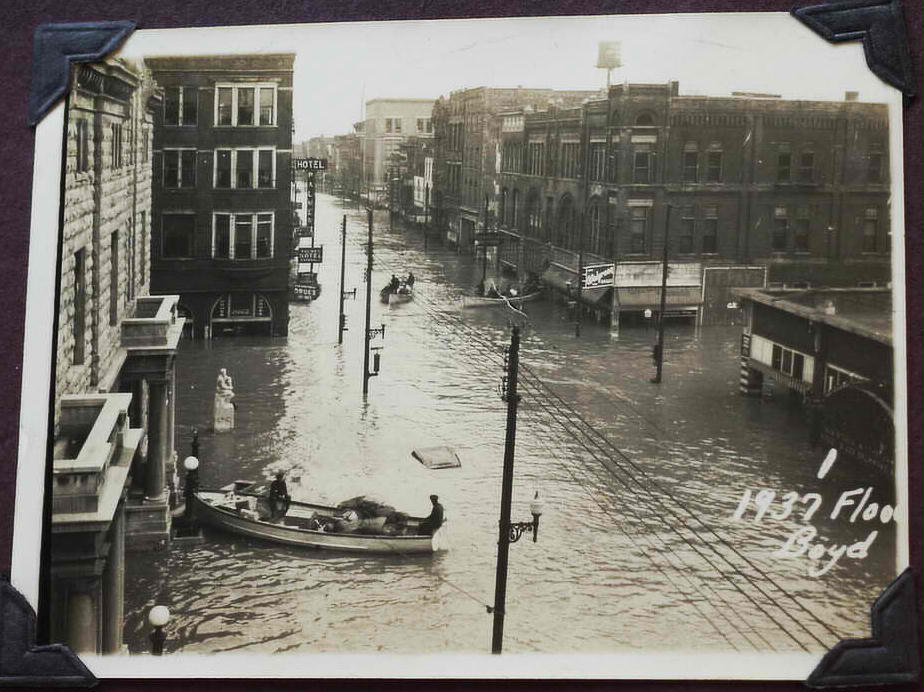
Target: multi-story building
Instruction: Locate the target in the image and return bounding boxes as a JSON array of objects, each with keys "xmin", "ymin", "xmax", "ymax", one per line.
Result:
[
  {"xmin": 51, "ymin": 59, "xmax": 184, "ymax": 654},
  {"xmin": 333, "ymin": 132, "xmax": 362, "ymax": 199},
  {"xmin": 494, "ymin": 82, "xmax": 890, "ymax": 323},
  {"xmin": 431, "ymin": 87, "xmax": 599, "ymax": 250},
  {"xmin": 360, "ymin": 98, "xmax": 435, "ymax": 201},
  {"xmin": 146, "ymin": 54, "xmax": 296, "ymax": 338}
]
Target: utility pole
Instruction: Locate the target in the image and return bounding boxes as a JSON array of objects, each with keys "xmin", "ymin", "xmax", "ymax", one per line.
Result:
[
  {"xmin": 482, "ymin": 194, "xmax": 489, "ymax": 286},
  {"xmin": 363, "ymin": 208, "xmax": 374, "ymax": 395},
  {"xmin": 424, "ymin": 182, "xmax": 430, "ymax": 250},
  {"xmin": 576, "ymin": 209, "xmax": 585, "ymax": 338},
  {"xmin": 652, "ymin": 205, "xmax": 671, "ymax": 384},
  {"xmin": 337, "ymin": 215, "xmax": 348, "ymax": 344},
  {"xmin": 492, "ymin": 325, "xmax": 521, "ymax": 654}
]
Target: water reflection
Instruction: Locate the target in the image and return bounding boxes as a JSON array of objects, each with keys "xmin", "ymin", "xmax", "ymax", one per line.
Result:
[{"xmin": 123, "ymin": 193, "xmax": 895, "ymax": 656}]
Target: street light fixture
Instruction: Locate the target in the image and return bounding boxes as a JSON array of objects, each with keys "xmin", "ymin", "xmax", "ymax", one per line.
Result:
[
  {"xmin": 148, "ymin": 605, "xmax": 170, "ymax": 656},
  {"xmin": 507, "ymin": 491, "xmax": 544, "ymax": 543},
  {"xmin": 183, "ymin": 456, "xmax": 199, "ymax": 521}
]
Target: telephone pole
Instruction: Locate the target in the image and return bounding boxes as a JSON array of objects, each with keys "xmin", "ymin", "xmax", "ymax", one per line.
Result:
[
  {"xmin": 337, "ymin": 215, "xmax": 348, "ymax": 344},
  {"xmin": 363, "ymin": 208, "xmax": 374, "ymax": 395},
  {"xmin": 492, "ymin": 326, "xmax": 521, "ymax": 654},
  {"xmin": 652, "ymin": 205, "xmax": 671, "ymax": 384}
]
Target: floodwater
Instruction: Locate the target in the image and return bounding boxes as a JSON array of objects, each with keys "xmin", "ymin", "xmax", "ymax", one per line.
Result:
[{"xmin": 123, "ymin": 192, "xmax": 896, "ymax": 657}]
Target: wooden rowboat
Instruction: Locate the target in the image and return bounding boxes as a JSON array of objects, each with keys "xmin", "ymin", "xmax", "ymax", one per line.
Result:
[
  {"xmin": 461, "ymin": 290, "xmax": 543, "ymax": 309},
  {"xmin": 380, "ymin": 286, "xmax": 414, "ymax": 305},
  {"xmin": 190, "ymin": 481, "xmax": 444, "ymax": 555}
]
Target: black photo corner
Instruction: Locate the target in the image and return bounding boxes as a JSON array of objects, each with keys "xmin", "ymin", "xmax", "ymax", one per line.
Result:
[{"xmin": 0, "ymin": 0, "xmax": 920, "ymax": 688}]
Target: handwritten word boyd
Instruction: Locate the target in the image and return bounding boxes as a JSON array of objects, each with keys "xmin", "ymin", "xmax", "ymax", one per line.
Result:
[{"xmin": 773, "ymin": 526, "xmax": 877, "ymax": 577}]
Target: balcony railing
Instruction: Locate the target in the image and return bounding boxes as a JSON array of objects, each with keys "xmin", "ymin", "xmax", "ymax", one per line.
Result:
[{"xmin": 121, "ymin": 295, "xmax": 181, "ymax": 349}]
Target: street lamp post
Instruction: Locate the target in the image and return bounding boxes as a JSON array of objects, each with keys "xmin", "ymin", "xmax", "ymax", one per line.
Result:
[
  {"xmin": 489, "ymin": 326, "xmax": 544, "ymax": 654},
  {"xmin": 182, "ymin": 456, "xmax": 199, "ymax": 521},
  {"xmin": 148, "ymin": 605, "xmax": 170, "ymax": 656}
]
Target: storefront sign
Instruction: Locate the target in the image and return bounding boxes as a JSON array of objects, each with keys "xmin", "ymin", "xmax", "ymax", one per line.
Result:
[
  {"xmin": 741, "ymin": 333, "xmax": 751, "ymax": 357},
  {"xmin": 298, "ymin": 272, "xmax": 318, "ymax": 285},
  {"xmin": 294, "ymin": 284, "xmax": 321, "ymax": 300},
  {"xmin": 615, "ymin": 261, "xmax": 701, "ymax": 287},
  {"xmin": 294, "ymin": 157, "xmax": 328, "ymax": 170},
  {"xmin": 582, "ymin": 263, "xmax": 615, "ymax": 289},
  {"xmin": 299, "ymin": 246, "xmax": 323, "ymax": 263}
]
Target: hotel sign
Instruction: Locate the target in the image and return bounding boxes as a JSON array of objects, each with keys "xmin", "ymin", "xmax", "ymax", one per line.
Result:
[
  {"xmin": 299, "ymin": 246, "xmax": 323, "ymax": 264},
  {"xmin": 294, "ymin": 157, "xmax": 328, "ymax": 171}
]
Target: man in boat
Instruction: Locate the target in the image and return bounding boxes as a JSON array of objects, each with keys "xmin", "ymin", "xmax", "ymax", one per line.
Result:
[
  {"xmin": 268, "ymin": 471, "xmax": 291, "ymax": 520},
  {"xmin": 389, "ymin": 274, "xmax": 400, "ymax": 293},
  {"xmin": 406, "ymin": 271, "xmax": 415, "ymax": 288},
  {"xmin": 417, "ymin": 494, "xmax": 444, "ymax": 535}
]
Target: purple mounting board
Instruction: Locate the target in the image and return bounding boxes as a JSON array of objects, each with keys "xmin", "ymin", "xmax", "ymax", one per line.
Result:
[{"xmin": 1, "ymin": 1, "xmax": 920, "ymax": 689}]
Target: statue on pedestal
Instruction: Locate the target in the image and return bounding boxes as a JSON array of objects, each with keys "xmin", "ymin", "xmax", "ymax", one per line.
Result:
[{"xmin": 213, "ymin": 368, "xmax": 236, "ymax": 432}]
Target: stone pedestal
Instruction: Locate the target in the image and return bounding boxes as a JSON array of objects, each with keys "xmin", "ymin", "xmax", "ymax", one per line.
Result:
[{"xmin": 214, "ymin": 395, "xmax": 235, "ymax": 432}]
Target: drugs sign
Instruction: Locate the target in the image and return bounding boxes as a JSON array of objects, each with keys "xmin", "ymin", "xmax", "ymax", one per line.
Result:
[
  {"xmin": 293, "ymin": 284, "xmax": 320, "ymax": 300},
  {"xmin": 298, "ymin": 246, "xmax": 323, "ymax": 263},
  {"xmin": 582, "ymin": 263, "xmax": 615, "ymax": 289}
]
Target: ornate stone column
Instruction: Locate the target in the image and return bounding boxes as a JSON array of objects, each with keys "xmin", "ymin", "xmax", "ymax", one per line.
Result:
[
  {"xmin": 67, "ymin": 589, "xmax": 98, "ymax": 654},
  {"xmin": 102, "ymin": 504, "xmax": 125, "ymax": 653},
  {"xmin": 145, "ymin": 379, "xmax": 168, "ymax": 502}
]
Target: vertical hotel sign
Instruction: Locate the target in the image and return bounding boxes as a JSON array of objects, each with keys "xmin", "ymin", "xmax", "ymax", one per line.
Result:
[{"xmin": 294, "ymin": 158, "xmax": 327, "ymax": 301}]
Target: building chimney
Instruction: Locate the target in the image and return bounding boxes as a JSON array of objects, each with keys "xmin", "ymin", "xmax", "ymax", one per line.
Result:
[{"xmin": 845, "ymin": 91, "xmax": 859, "ymax": 101}]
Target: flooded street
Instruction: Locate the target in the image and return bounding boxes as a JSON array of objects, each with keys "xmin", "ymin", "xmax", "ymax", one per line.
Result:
[{"xmin": 123, "ymin": 192, "xmax": 895, "ymax": 656}]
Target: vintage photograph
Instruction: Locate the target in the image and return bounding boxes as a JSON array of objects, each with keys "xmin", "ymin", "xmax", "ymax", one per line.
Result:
[{"xmin": 16, "ymin": 12, "xmax": 907, "ymax": 679}]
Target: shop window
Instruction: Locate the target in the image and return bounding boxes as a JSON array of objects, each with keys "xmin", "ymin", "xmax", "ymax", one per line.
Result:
[{"xmin": 162, "ymin": 213, "xmax": 195, "ymax": 259}]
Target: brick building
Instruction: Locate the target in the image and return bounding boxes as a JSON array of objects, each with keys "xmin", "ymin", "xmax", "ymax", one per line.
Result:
[
  {"xmin": 146, "ymin": 54, "xmax": 296, "ymax": 338},
  {"xmin": 493, "ymin": 82, "xmax": 890, "ymax": 323},
  {"xmin": 431, "ymin": 87, "xmax": 599, "ymax": 250},
  {"xmin": 51, "ymin": 59, "xmax": 184, "ymax": 654}
]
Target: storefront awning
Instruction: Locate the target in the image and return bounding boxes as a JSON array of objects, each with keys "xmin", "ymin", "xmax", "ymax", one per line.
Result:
[
  {"xmin": 615, "ymin": 286, "xmax": 703, "ymax": 309},
  {"xmin": 541, "ymin": 265, "xmax": 577, "ymax": 292}
]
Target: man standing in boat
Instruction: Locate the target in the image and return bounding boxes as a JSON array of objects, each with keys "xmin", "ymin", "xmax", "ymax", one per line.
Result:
[
  {"xmin": 418, "ymin": 494, "xmax": 444, "ymax": 535},
  {"xmin": 268, "ymin": 471, "xmax": 291, "ymax": 520}
]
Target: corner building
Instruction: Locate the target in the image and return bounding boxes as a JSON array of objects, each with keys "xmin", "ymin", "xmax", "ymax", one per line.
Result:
[
  {"xmin": 495, "ymin": 83, "xmax": 890, "ymax": 323},
  {"xmin": 146, "ymin": 54, "xmax": 295, "ymax": 338},
  {"xmin": 52, "ymin": 59, "xmax": 184, "ymax": 655}
]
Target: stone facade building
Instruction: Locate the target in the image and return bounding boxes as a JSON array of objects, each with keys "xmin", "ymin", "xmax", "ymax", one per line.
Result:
[
  {"xmin": 52, "ymin": 59, "xmax": 184, "ymax": 655},
  {"xmin": 493, "ymin": 82, "xmax": 890, "ymax": 323},
  {"xmin": 146, "ymin": 54, "xmax": 296, "ymax": 339}
]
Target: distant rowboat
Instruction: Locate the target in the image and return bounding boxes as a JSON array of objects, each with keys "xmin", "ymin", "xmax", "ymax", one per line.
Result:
[
  {"xmin": 191, "ymin": 481, "xmax": 444, "ymax": 555},
  {"xmin": 461, "ymin": 290, "xmax": 543, "ymax": 309}
]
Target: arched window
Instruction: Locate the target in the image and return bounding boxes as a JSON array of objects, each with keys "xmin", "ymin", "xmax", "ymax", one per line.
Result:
[
  {"xmin": 557, "ymin": 195, "xmax": 575, "ymax": 249},
  {"xmin": 635, "ymin": 112, "xmax": 654, "ymax": 126},
  {"xmin": 510, "ymin": 189, "xmax": 520, "ymax": 230},
  {"xmin": 587, "ymin": 199, "xmax": 604, "ymax": 255},
  {"xmin": 526, "ymin": 191, "xmax": 541, "ymax": 238}
]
